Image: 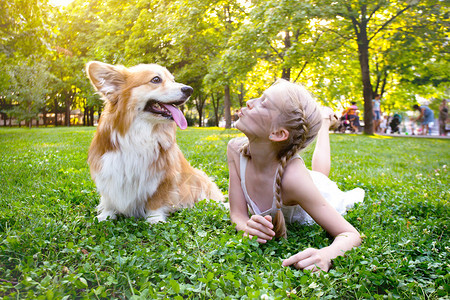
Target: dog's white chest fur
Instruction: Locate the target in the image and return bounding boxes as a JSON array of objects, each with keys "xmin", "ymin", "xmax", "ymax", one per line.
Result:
[{"xmin": 94, "ymin": 121, "xmax": 169, "ymax": 219}]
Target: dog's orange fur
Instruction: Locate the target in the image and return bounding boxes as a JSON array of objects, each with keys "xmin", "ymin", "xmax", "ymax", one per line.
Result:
[{"xmin": 86, "ymin": 61, "xmax": 224, "ymax": 222}]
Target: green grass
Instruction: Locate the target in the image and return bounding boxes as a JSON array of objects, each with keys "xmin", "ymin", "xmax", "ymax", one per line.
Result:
[{"xmin": 0, "ymin": 127, "xmax": 448, "ymax": 299}]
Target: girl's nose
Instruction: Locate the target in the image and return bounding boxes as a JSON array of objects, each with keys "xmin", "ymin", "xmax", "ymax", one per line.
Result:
[{"xmin": 246, "ymin": 99, "xmax": 254, "ymax": 109}]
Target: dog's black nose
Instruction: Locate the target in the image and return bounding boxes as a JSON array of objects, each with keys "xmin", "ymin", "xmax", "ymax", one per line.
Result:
[{"xmin": 181, "ymin": 86, "xmax": 193, "ymax": 97}]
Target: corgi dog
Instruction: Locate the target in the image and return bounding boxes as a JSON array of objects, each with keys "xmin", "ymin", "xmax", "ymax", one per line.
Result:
[{"xmin": 85, "ymin": 61, "xmax": 224, "ymax": 223}]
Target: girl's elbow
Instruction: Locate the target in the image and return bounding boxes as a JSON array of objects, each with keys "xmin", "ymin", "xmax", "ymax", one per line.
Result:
[
  {"xmin": 349, "ymin": 230, "xmax": 362, "ymax": 247},
  {"xmin": 336, "ymin": 230, "xmax": 361, "ymax": 246},
  {"xmin": 354, "ymin": 233, "xmax": 362, "ymax": 247}
]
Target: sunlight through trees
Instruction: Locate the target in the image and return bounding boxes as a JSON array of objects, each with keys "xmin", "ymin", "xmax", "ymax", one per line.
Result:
[{"xmin": 0, "ymin": 0, "xmax": 448, "ymax": 132}]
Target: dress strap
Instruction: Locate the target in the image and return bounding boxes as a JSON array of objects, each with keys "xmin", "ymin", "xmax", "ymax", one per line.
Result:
[
  {"xmin": 291, "ymin": 154, "xmax": 304, "ymax": 164},
  {"xmin": 239, "ymin": 154, "xmax": 263, "ymax": 215}
]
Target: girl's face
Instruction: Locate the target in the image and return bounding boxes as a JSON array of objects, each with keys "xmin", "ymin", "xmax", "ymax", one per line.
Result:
[{"xmin": 236, "ymin": 88, "xmax": 282, "ymax": 138}]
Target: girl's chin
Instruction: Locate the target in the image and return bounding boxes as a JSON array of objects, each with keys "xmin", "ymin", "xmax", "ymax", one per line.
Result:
[
  {"xmin": 236, "ymin": 121, "xmax": 261, "ymax": 137},
  {"xmin": 236, "ymin": 124, "xmax": 252, "ymax": 137},
  {"xmin": 236, "ymin": 122, "xmax": 251, "ymax": 135}
]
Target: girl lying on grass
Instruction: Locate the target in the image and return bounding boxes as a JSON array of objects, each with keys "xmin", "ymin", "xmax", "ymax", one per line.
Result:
[{"xmin": 227, "ymin": 79, "xmax": 364, "ymax": 272}]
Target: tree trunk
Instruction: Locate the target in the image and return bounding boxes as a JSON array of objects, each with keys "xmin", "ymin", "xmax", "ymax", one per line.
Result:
[
  {"xmin": 195, "ymin": 92, "xmax": 205, "ymax": 127},
  {"xmin": 54, "ymin": 98, "xmax": 58, "ymax": 126},
  {"xmin": 224, "ymin": 85, "xmax": 231, "ymax": 129},
  {"xmin": 211, "ymin": 93, "xmax": 220, "ymax": 127},
  {"xmin": 356, "ymin": 22, "xmax": 374, "ymax": 135},
  {"xmin": 281, "ymin": 68, "xmax": 291, "ymax": 81},
  {"xmin": 82, "ymin": 101, "xmax": 87, "ymax": 126},
  {"xmin": 197, "ymin": 105, "xmax": 203, "ymax": 127},
  {"xmin": 42, "ymin": 110, "xmax": 47, "ymax": 127},
  {"xmin": 90, "ymin": 108, "xmax": 95, "ymax": 126},
  {"xmin": 65, "ymin": 90, "xmax": 75, "ymax": 127},
  {"xmin": 282, "ymin": 31, "xmax": 291, "ymax": 81},
  {"xmin": 65, "ymin": 95, "xmax": 71, "ymax": 127},
  {"xmin": 65, "ymin": 103, "xmax": 70, "ymax": 126}
]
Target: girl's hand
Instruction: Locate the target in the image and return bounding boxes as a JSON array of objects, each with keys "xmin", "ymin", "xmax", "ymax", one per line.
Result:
[
  {"xmin": 282, "ymin": 248, "xmax": 332, "ymax": 272},
  {"xmin": 243, "ymin": 215, "xmax": 275, "ymax": 243}
]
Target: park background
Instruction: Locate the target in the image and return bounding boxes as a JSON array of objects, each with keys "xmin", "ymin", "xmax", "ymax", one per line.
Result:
[
  {"xmin": 0, "ymin": 0, "xmax": 449, "ymax": 299},
  {"xmin": 0, "ymin": 0, "xmax": 448, "ymax": 134}
]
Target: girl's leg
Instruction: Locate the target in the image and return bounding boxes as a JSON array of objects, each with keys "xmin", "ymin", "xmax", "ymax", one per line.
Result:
[{"xmin": 312, "ymin": 107, "xmax": 333, "ymax": 177}]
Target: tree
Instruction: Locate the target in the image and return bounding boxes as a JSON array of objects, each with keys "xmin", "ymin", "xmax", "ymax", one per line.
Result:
[
  {"xmin": 125, "ymin": 0, "xmax": 246, "ymax": 128},
  {"xmin": 217, "ymin": 0, "xmax": 363, "ymax": 119},
  {"xmin": 2, "ymin": 0, "xmax": 446, "ymax": 129},
  {"xmin": 221, "ymin": 0, "xmax": 334, "ymax": 87},
  {"xmin": 6, "ymin": 63, "xmax": 53, "ymax": 127},
  {"xmin": 313, "ymin": 0, "xmax": 447, "ymax": 134},
  {"xmin": 51, "ymin": 0, "xmax": 114, "ymax": 125},
  {"xmin": 383, "ymin": 2, "xmax": 449, "ymax": 102},
  {"xmin": 0, "ymin": 0, "xmax": 58, "ymax": 125}
]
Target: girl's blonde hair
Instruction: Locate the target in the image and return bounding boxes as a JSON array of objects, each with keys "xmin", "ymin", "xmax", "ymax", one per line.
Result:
[{"xmin": 241, "ymin": 79, "xmax": 323, "ymax": 238}]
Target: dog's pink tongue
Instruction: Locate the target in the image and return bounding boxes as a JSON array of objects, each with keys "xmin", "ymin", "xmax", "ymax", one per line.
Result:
[{"xmin": 162, "ymin": 104, "xmax": 188, "ymax": 130}]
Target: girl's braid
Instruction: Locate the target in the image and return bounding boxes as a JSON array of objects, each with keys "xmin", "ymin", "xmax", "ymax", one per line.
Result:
[{"xmin": 272, "ymin": 107, "xmax": 310, "ymax": 238}]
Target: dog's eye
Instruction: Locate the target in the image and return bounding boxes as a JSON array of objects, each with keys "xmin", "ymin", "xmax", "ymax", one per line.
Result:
[{"xmin": 151, "ymin": 76, "xmax": 162, "ymax": 84}]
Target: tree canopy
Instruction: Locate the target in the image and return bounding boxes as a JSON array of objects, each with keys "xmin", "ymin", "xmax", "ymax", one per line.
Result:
[{"xmin": 1, "ymin": 0, "xmax": 448, "ymax": 132}]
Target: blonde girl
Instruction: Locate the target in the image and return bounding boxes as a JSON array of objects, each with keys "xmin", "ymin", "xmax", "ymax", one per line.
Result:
[{"xmin": 227, "ymin": 79, "xmax": 364, "ymax": 272}]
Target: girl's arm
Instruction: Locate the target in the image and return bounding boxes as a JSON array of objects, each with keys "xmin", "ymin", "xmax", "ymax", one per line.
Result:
[
  {"xmin": 227, "ymin": 139, "xmax": 275, "ymax": 243},
  {"xmin": 281, "ymin": 160, "xmax": 361, "ymax": 272}
]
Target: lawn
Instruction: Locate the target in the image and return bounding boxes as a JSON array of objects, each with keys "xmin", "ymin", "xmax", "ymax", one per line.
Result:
[{"xmin": 0, "ymin": 127, "xmax": 448, "ymax": 299}]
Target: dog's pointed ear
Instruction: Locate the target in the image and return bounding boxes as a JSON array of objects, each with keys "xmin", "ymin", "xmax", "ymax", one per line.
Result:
[{"xmin": 86, "ymin": 61, "xmax": 126, "ymax": 99}]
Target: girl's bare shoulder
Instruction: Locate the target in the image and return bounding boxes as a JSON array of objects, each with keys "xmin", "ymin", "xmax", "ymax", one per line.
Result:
[
  {"xmin": 282, "ymin": 159, "xmax": 313, "ymax": 200},
  {"xmin": 227, "ymin": 136, "xmax": 247, "ymax": 153}
]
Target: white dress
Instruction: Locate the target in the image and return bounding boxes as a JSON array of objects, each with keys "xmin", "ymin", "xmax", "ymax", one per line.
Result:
[{"xmin": 240, "ymin": 154, "xmax": 365, "ymax": 225}]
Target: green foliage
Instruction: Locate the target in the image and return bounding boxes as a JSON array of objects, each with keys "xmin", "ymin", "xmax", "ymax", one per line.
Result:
[
  {"xmin": 1, "ymin": 0, "xmax": 448, "ymax": 128},
  {"xmin": 0, "ymin": 0, "xmax": 57, "ymax": 59},
  {"xmin": 0, "ymin": 128, "xmax": 448, "ymax": 298},
  {"xmin": 5, "ymin": 63, "xmax": 55, "ymax": 125}
]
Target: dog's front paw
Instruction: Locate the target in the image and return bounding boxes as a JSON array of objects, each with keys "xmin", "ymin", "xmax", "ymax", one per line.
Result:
[
  {"xmin": 146, "ymin": 214, "xmax": 166, "ymax": 224},
  {"xmin": 96, "ymin": 211, "xmax": 117, "ymax": 222},
  {"xmin": 146, "ymin": 209, "xmax": 167, "ymax": 224}
]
